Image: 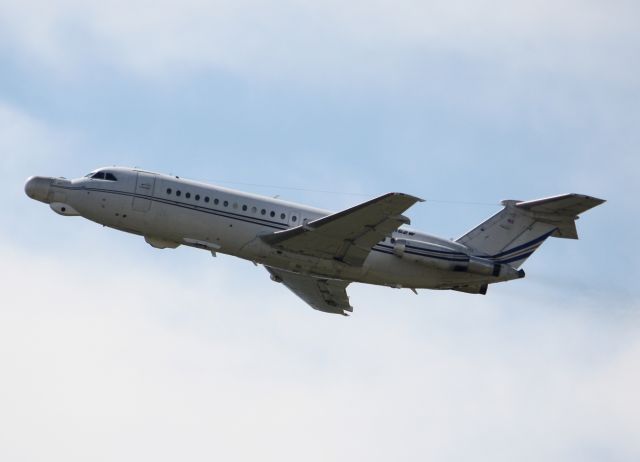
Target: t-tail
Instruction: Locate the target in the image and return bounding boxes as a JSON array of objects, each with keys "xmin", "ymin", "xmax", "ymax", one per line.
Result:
[{"xmin": 456, "ymin": 194, "xmax": 605, "ymax": 268}]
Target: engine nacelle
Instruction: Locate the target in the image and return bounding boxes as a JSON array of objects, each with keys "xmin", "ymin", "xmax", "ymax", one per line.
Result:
[
  {"xmin": 467, "ymin": 256, "xmax": 501, "ymax": 276},
  {"xmin": 389, "ymin": 237, "xmax": 523, "ymax": 281},
  {"xmin": 392, "ymin": 238, "xmax": 466, "ymax": 271}
]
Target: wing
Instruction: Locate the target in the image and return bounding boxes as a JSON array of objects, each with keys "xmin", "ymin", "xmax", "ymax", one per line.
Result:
[
  {"xmin": 262, "ymin": 192, "xmax": 423, "ymax": 267},
  {"xmin": 266, "ymin": 266, "xmax": 352, "ymax": 316}
]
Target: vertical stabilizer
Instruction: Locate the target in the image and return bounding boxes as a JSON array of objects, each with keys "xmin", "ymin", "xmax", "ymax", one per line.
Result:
[{"xmin": 456, "ymin": 194, "xmax": 605, "ymax": 268}]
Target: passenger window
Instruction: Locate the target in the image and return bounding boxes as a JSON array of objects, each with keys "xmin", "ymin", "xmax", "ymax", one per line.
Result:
[
  {"xmin": 176, "ymin": 190, "xmax": 182, "ymax": 197},
  {"xmin": 270, "ymin": 211, "xmax": 275, "ymax": 217},
  {"xmin": 242, "ymin": 205, "xmax": 247, "ymax": 211},
  {"xmin": 251, "ymin": 206, "xmax": 257, "ymax": 213},
  {"xmin": 166, "ymin": 188, "xmax": 172, "ymax": 194},
  {"xmin": 186, "ymin": 192, "xmax": 191, "ymax": 199},
  {"xmin": 280, "ymin": 213, "xmax": 286, "ymax": 219},
  {"xmin": 292, "ymin": 216, "xmax": 297, "ymax": 222},
  {"xmin": 214, "ymin": 198, "xmax": 219, "ymax": 205},
  {"xmin": 223, "ymin": 200, "xmax": 228, "ymax": 207},
  {"xmin": 195, "ymin": 194, "xmax": 200, "ymax": 201},
  {"xmin": 205, "ymin": 197, "xmax": 210, "ymax": 203},
  {"xmin": 261, "ymin": 209, "xmax": 266, "ymax": 215}
]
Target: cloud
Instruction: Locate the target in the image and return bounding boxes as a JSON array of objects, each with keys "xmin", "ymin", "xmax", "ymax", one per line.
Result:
[
  {"xmin": 1, "ymin": 237, "xmax": 639, "ymax": 461},
  {"xmin": 1, "ymin": 4, "xmax": 638, "ymax": 459},
  {"xmin": 0, "ymin": 0, "xmax": 637, "ymax": 87}
]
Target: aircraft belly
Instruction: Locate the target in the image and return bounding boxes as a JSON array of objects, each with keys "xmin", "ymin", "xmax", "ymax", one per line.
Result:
[
  {"xmin": 359, "ymin": 251, "xmax": 434, "ymax": 287},
  {"xmin": 248, "ymin": 243, "xmax": 481, "ymax": 288},
  {"xmin": 360, "ymin": 250, "xmax": 490, "ymax": 289},
  {"xmin": 133, "ymin": 202, "xmax": 260, "ymax": 255}
]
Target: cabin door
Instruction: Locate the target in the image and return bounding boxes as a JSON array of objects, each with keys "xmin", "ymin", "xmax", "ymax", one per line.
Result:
[{"xmin": 132, "ymin": 172, "xmax": 156, "ymax": 212}]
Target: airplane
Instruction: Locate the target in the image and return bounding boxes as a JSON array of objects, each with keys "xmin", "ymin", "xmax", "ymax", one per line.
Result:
[{"xmin": 25, "ymin": 167, "xmax": 604, "ymax": 316}]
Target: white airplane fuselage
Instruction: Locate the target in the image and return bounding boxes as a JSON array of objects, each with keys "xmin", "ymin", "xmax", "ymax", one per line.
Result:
[{"xmin": 25, "ymin": 167, "xmax": 522, "ymax": 293}]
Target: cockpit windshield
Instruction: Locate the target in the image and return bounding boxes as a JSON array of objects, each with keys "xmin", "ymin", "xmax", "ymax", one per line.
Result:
[{"xmin": 85, "ymin": 171, "xmax": 118, "ymax": 181}]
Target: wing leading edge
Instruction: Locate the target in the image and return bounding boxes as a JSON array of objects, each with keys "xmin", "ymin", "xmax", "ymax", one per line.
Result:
[
  {"xmin": 261, "ymin": 192, "xmax": 423, "ymax": 267},
  {"xmin": 266, "ymin": 266, "xmax": 352, "ymax": 316}
]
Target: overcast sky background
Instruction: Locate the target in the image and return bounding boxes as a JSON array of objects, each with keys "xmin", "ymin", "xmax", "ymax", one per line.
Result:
[{"xmin": 1, "ymin": 1, "xmax": 639, "ymax": 461}]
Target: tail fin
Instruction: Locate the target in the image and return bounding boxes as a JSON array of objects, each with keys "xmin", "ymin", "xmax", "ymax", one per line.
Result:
[{"xmin": 456, "ymin": 194, "xmax": 605, "ymax": 268}]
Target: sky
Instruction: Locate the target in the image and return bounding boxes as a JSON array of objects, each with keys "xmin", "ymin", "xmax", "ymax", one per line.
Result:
[{"xmin": 1, "ymin": 1, "xmax": 639, "ymax": 460}]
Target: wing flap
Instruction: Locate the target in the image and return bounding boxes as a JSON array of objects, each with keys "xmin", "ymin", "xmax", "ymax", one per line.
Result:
[
  {"xmin": 266, "ymin": 266, "xmax": 352, "ymax": 315},
  {"xmin": 262, "ymin": 192, "xmax": 423, "ymax": 266}
]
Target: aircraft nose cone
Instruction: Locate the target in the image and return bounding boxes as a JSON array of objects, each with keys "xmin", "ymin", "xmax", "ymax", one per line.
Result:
[{"xmin": 25, "ymin": 176, "xmax": 54, "ymax": 203}]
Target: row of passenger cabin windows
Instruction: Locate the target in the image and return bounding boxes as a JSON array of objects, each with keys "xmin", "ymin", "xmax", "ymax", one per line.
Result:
[
  {"xmin": 164, "ymin": 187, "xmax": 299, "ymax": 222},
  {"xmin": 86, "ymin": 171, "xmax": 118, "ymax": 181}
]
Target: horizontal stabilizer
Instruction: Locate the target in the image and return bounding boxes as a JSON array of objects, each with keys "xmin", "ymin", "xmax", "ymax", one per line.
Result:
[
  {"xmin": 514, "ymin": 193, "xmax": 605, "ymax": 218},
  {"xmin": 514, "ymin": 194, "xmax": 605, "ymax": 240}
]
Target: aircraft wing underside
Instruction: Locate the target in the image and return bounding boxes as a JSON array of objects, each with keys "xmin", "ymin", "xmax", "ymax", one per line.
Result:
[
  {"xmin": 266, "ymin": 266, "xmax": 353, "ymax": 315},
  {"xmin": 261, "ymin": 192, "xmax": 423, "ymax": 267}
]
